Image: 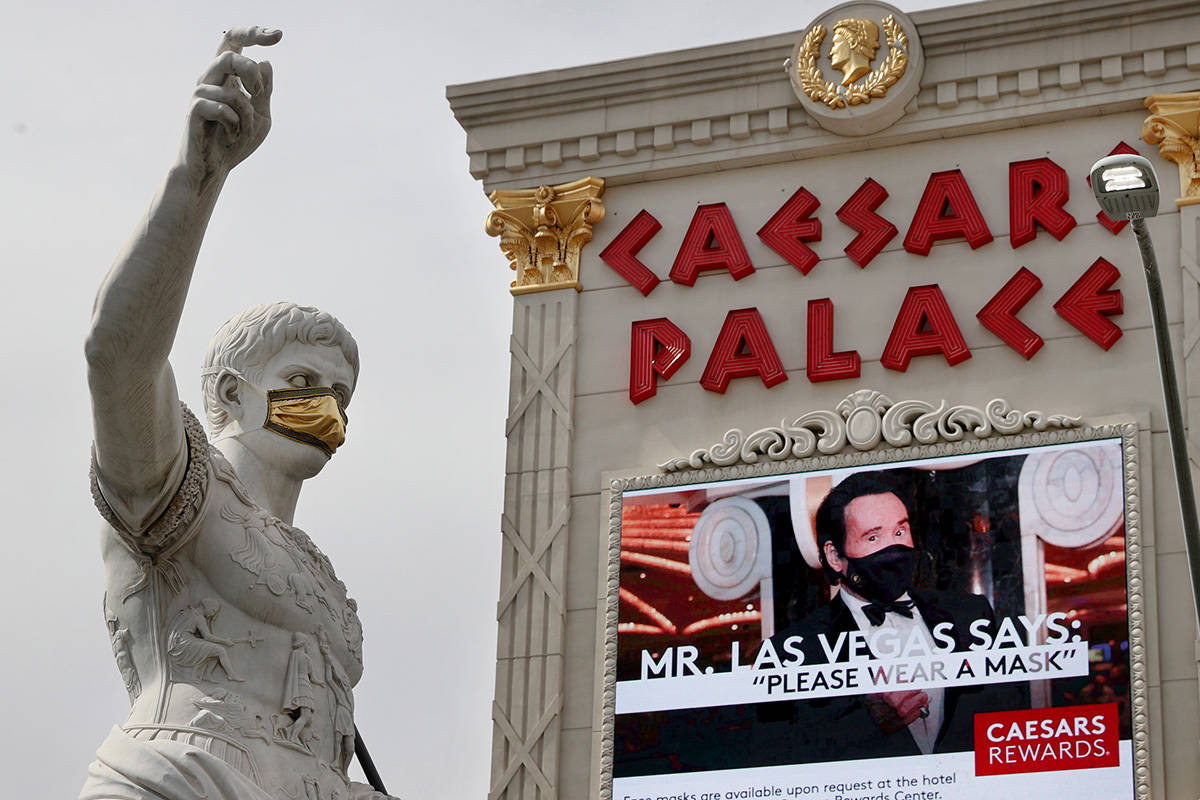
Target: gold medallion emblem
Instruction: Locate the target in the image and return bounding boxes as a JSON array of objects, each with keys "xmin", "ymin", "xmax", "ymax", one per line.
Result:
[{"xmin": 797, "ymin": 14, "xmax": 908, "ymax": 109}]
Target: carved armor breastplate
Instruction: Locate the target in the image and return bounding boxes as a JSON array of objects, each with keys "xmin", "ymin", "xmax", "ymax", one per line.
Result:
[{"xmin": 93, "ymin": 405, "xmax": 365, "ymax": 799}]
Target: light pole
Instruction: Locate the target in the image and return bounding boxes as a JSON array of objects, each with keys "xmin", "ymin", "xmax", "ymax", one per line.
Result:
[{"xmin": 1090, "ymin": 153, "xmax": 1200, "ymax": 630}]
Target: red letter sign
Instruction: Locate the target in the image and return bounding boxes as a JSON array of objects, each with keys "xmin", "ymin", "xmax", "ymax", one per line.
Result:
[
  {"xmin": 758, "ymin": 187, "xmax": 822, "ymax": 274},
  {"xmin": 977, "ymin": 267, "xmax": 1045, "ymax": 359},
  {"xmin": 700, "ymin": 308, "xmax": 787, "ymax": 393},
  {"xmin": 599, "ymin": 210, "xmax": 662, "ymax": 297},
  {"xmin": 807, "ymin": 298, "xmax": 861, "ymax": 382},
  {"xmin": 1054, "ymin": 258, "xmax": 1124, "ymax": 350},
  {"xmin": 903, "ymin": 170, "xmax": 994, "ymax": 256},
  {"xmin": 669, "ymin": 203, "xmax": 755, "ymax": 286},
  {"xmin": 837, "ymin": 178, "xmax": 898, "ymax": 268},
  {"xmin": 881, "ymin": 285, "xmax": 972, "ymax": 370},
  {"xmin": 629, "ymin": 318, "xmax": 691, "ymax": 404},
  {"xmin": 1009, "ymin": 157, "xmax": 1076, "ymax": 248}
]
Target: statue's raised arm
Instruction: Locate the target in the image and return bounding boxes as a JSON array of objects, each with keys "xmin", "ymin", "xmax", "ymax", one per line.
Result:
[{"xmin": 85, "ymin": 27, "xmax": 280, "ymax": 531}]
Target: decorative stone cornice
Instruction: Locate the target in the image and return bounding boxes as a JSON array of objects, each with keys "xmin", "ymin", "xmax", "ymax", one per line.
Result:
[
  {"xmin": 1142, "ymin": 92, "xmax": 1200, "ymax": 207},
  {"xmin": 449, "ymin": 0, "xmax": 1200, "ymax": 191},
  {"xmin": 484, "ymin": 177, "xmax": 605, "ymax": 295}
]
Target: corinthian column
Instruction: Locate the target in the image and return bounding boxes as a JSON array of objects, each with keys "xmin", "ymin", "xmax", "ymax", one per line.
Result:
[
  {"xmin": 1142, "ymin": 92, "xmax": 1200, "ymax": 207},
  {"xmin": 485, "ymin": 178, "xmax": 606, "ymax": 294},
  {"xmin": 484, "ymin": 177, "xmax": 604, "ymax": 800}
]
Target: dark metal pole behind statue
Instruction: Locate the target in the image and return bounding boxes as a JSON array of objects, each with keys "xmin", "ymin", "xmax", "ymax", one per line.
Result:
[
  {"xmin": 355, "ymin": 726, "xmax": 388, "ymax": 795},
  {"xmin": 1130, "ymin": 214, "xmax": 1200, "ymax": 631}
]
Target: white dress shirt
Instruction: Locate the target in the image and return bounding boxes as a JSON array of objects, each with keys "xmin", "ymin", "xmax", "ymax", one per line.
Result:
[{"xmin": 838, "ymin": 588, "xmax": 945, "ymax": 754}]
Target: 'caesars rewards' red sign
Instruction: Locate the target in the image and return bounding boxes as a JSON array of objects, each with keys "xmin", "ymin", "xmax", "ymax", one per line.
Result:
[
  {"xmin": 974, "ymin": 703, "xmax": 1120, "ymax": 776},
  {"xmin": 601, "ymin": 145, "xmax": 1139, "ymax": 404}
]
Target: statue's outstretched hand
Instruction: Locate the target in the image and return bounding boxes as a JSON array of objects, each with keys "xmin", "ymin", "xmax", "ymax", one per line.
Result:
[{"xmin": 182, "ymin": 26, "xmax": 281, "ymax": 186}]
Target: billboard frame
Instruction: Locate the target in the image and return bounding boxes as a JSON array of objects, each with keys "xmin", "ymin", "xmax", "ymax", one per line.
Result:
[{"xmin": 596, "ymin": 389, "xmax": 1151, "ymax": 800}]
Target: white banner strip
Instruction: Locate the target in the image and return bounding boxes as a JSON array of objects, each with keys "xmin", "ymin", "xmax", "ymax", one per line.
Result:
[
  {"xmin": 615, "ymin": 642, "xmax": 1088, "ymax": 715},
  {"xmin": 611, "ymin": 743, "xmax": 1134, "ymax": 800}
]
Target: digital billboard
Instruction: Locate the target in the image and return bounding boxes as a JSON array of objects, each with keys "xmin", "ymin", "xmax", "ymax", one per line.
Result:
[{"xmin": 605, "ymin": 433, "xmax": 1144, "ymax": 800}]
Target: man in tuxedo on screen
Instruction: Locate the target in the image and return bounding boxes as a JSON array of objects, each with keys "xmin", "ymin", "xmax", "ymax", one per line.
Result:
[{"xmin": 759, "ymin": 470, "xmax": 1026, "ymax": 762}]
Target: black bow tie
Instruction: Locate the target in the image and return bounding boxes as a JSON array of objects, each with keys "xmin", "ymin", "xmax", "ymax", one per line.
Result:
[{"xmin": 861, "ymin": 599, "xmax": 915, "ymax": 626}]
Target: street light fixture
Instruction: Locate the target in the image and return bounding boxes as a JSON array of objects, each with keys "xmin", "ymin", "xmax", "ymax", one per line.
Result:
[
  {"xmin": 1090, "ymin": 155, "xmax": 1160, "ymax": 218},
  {"xmin": 1090, "ymin": 153, "xmax": 1200, "ymax": 630}
]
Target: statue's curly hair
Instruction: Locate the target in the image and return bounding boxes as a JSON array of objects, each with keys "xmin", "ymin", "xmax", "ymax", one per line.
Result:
[{"xmin": 833, "ymin": 18, "xmax": 880, "ymax": 58}]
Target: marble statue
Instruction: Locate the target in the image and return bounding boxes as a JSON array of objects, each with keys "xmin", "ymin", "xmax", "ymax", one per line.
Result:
[{"xmin": 82, "ymin": 27, "xmax": 395, "ymax": 800}]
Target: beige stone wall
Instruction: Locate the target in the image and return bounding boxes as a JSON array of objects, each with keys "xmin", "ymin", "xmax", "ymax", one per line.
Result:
[
  {"xmin": 451, "ymin": 2, "xmax": 1200, "ymax": 797},
  {"xmin": 567, "ymin": 111, "xmax": 1197, "ymax": 800}
]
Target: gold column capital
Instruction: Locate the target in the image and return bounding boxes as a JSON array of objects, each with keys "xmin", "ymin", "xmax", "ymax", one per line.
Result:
[
  {"xmin": 485, "ymin": 177, "xmax": 606, "ymax": 295},
  {"xmin": 1142, "ymin": 92, "xmax": 1200, "ymax": 207}
]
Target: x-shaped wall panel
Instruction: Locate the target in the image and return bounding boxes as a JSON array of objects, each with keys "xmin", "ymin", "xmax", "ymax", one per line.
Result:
[{"xmin": 491, "ymin": 292, "xmax": 578, "ymax": 800}]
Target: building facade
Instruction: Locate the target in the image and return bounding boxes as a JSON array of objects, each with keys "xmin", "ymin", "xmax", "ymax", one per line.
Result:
[{"xmin": 449, "ymin": 1, "xmax": 1200, "ymax": 797}]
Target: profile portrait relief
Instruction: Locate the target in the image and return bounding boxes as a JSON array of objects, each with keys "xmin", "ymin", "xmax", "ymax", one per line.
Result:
[{"xmin": 830, "ymin": 18, "xmax": 881, "ymax": 85}]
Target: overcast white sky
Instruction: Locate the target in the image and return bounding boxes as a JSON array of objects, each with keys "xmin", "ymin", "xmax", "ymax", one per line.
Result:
[{"xmin": 0, "ymin": 1, "xmax": 949, "ymax": 796}]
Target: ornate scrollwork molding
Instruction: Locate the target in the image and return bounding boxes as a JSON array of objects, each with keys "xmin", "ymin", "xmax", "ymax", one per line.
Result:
[
  {"xmin": 657, "ymin": 389, "xmax": 1081, "ymax": 472},
  {"xmin": 485, "ymin": 177, "xmax": 606, "ymax": 295},
  {"xmin": 1142, "ymin": 92, "xmax": 1200, "ymax": 207}
]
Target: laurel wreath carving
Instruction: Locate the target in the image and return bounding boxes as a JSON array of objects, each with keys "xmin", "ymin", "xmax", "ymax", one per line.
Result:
[{"xmin": 798, "ymin": 14, "xmax": 908, "ymax": 109}]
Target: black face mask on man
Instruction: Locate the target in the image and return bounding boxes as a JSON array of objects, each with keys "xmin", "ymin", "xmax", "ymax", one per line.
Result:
[{"xmin": 839, "ymin": 543, "xmax": 920, "ymax": 602}]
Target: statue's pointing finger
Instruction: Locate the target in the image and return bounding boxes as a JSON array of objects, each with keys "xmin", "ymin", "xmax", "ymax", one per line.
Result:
[{"xmin": 216, "ymin": 26, "xmax": 283, "ymax": 56}]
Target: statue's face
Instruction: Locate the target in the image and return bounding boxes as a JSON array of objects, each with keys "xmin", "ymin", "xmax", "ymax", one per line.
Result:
[{"xmin": 220, "ymin": 340, "xmax": 356, "ymax": 479}]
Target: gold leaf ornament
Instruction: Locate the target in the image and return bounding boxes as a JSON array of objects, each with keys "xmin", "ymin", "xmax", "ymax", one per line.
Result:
[
  {"xmin": 798, "ymin": 25, "xmax": 843, "ymax": 109},
  {"xmin": 798, "ymin": 14, "xmax": 908, "ymax": 109}
]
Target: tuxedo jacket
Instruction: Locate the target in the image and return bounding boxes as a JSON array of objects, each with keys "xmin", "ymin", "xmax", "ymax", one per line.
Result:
[
  {"xmin": 612, "ymin": 590, "xmax": 1028, "ymax": 777},
  {"xmin": 749, "ymin": 588, "xmax": 1028, "ymax": 763}
]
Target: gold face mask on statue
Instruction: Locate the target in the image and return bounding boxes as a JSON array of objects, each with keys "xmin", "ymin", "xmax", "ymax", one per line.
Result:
[
  {"xmin": 263, "ymin": 386, "xmax": 348, "ymax": 457},
  {"xmin": 204, "ymin": 367, "xmax": 349, "ymax": 457}
]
